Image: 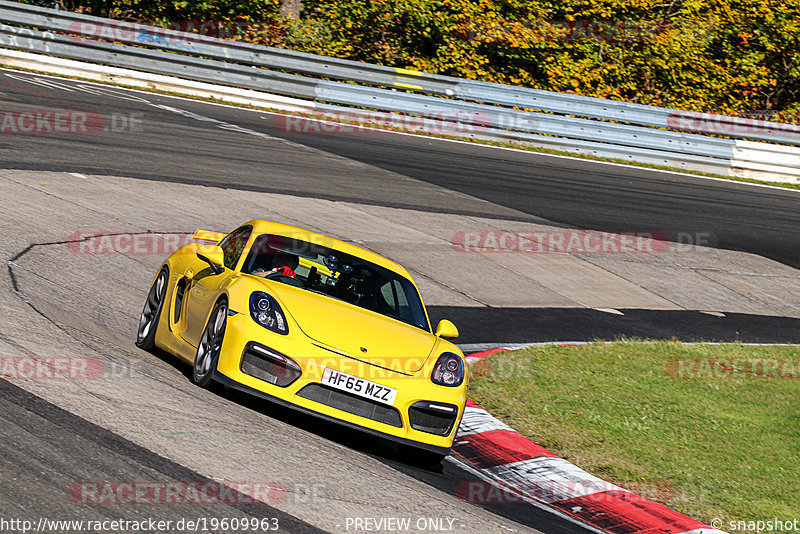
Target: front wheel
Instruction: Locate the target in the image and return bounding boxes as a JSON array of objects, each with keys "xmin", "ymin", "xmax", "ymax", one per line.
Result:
[
  {"xmin": 135, "ymin": 267, "xmax": 168, "ymax": 352},
  {"xmin": 192, "ymin": 300, "xmax": 227, "ymax": 388}
]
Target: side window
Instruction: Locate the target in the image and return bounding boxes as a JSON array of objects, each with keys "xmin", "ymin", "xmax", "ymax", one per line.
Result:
[
  {"xmin": 380, "ymin": 282, "xmax": 396, "ymax": 310},
  {"xmin": 378, "ymin": 279, "xmax": 411, "ymax": 318},
  {"xmin": 393, "ymin": 279, "xmax": 410, "ymax": 309},
  {"xmin": 218, "ymin": 226, "xmax": 252, "ymax": 270}
]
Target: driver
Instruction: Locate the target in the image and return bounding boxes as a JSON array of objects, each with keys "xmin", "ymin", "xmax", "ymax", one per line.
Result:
[{"xmin": 255, "ymin": 252, "xmax": 299, "ymax": 279}]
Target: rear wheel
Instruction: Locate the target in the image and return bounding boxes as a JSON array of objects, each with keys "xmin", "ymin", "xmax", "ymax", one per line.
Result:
[
  {"xmin": 135, "ymin": 267, "xmax": 168, "ymax": 352},
  {"xmin": 193, "ymin": 300, "xmax": 228, "ymax": 388}
]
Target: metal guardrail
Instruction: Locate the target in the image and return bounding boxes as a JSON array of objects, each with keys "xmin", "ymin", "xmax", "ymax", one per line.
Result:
[
  {"xmin": 0, "ymin": 0, "xmax": 796, "ymax": 182},
  {"xmin": 2, "ymin": 0, "xmax": 796, "ymax": 147},
  {"xmin": 314, "ymin": 81, "xmax": 739, "ymax": 159},
  {"xmin": 0, "ymin": 23, "xmax": 319, "ymax": 98},
  {"xmin": 0, "ymin": 21, "xmax": 737, "ymax": 171},
  {"xmin": 0, "ymin": 0, "xmax": 458, "ymax": 95}
]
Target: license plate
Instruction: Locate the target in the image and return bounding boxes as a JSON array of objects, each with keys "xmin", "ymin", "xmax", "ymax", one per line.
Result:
[{"xmin": 321, "ymin": 367, "xmax": 397, "ymax": 406}]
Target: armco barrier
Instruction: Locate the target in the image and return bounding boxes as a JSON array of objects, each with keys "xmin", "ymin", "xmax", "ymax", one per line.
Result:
[
  {"xmin": 0, "ymin": 0, "xmax": 797, "ymax": 183},
  {"xmin": 0, "ymin": 48, "xmax": 316, "ymax": 113},
  {"xmin": 0, "ymin": 20, "xmax": 735, "ymax": 161},
  {"xmin": 0, "ymin": 0, "xmax": 460, "ymax": 96},
  {"xmin": 2, "ymin": 0, "xmax": 797, "ymax": 146},
  {"xmin": 0, "ymin": 48, "xmax": 731, "ymax": 175},
  {"xmin": 731, "ymin": 140, "xmax": 800, "ymax": 184}
]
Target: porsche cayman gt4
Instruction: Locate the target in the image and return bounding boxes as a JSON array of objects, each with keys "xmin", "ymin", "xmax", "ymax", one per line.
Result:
[{"xmin": 136, "ymin": 220, "xmax": 467, "ymax": 462}]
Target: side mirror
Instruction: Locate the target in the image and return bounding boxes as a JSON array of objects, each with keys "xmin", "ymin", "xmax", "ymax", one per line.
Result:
[
  {"xmin": 434, "ymin": 319, "xmax": 459, "ymax": 339},
  {"xmin": 196, "ymin": 245, "xmax": 225, "ymax": 275}
]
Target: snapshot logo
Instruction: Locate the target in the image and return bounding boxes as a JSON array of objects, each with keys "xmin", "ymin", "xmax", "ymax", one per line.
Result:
[
  {"xmin": 456, "ymin": 480, "xmax": 674, "ymax": 504},
  {"xmin": 272, "ymin": 111, "xmax": 490, "ymax": 135},
  {"xmin": 452, "ymin": 230, "xmax": 669, "ymax": 254},
  {"xmin": 667, "ymin": 357, "xmax": 800, "ymax": 379},
  {"xmin": 715, "ymin": 517, "xmax": 800, "ymax": 532},
  {"xmin": 70, "ymin": 482, "xmax": 286, "ymax": 505},
  {"xmin": 67, "ymin": 232, "xmax": 194, "ymax": 255}
]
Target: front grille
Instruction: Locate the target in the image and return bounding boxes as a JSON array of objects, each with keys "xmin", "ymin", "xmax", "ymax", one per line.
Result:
[
  {"xmin": 409, "ymin": 401, "xmax": 459, "ymax": 436},
  {"xmin": 296, "ymin": 384, "xmax": 402, "ymax": 428},
  {"xmin": 240, "ymin": 343, "xmax": 301, "ymax": 387}
]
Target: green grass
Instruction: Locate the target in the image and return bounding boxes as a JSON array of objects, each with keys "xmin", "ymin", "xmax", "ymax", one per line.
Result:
[{"xmin": 468, "ymin": 341, "xmax": 800, "ymax": 531}]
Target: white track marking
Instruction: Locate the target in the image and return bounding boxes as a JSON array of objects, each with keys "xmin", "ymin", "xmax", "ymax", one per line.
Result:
[
  {"xmin": 2, "ymin": 66, "xmax": 797, "ymax": 195},
  {"xmin": 456, "ymin": 406, "xmax": 514, "ymax": 437},
  {"xmin": 485, "ymin": 457, "xmax": 623, "ymax": 504}
]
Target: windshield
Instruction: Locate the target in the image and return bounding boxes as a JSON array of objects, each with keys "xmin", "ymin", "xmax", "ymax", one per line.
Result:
[{"xmin": 241, "ymin": 234, "xmax": 430, "ymax": 332}]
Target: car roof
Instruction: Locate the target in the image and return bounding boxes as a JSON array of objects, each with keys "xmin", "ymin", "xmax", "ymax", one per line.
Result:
[{"xmin": 244, "ymin": 220, "xmax": 414, "ymax": 280}]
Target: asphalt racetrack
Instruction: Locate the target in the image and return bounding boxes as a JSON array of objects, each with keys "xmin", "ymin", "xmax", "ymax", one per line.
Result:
[{"xmin": 1, "ymin": 69, "xmax": 798, "ymax": 533}]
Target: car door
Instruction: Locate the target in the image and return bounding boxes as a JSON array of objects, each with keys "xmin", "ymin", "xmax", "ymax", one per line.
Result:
[{"xmin": 181, "ymin": 225, "xmax": 252, "ymax": 347}]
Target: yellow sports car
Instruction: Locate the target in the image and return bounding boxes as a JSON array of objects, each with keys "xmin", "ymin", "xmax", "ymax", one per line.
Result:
[{"xmin": 136, "ymin": 220, "xmax": 466, "ymax": 463}]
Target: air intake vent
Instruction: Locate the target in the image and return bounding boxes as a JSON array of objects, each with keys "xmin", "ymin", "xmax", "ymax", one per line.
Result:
[
  {"xmin": 409, "ymin": 401, "xmax": 458, "ymax": 436},
  {"xmin": 297, "ymin": 384, "xmax": 402, "ymax": 427},
  {"xmin": 240, "ymin": 343, "xmax": 301, "ymax": 387}
]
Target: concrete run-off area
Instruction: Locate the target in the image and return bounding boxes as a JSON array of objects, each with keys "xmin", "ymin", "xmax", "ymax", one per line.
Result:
[
  {"xmin": 3, "ymin": 169, "xmax": 799, "ymax": 318},
  {"xmin": 0, "ymin": 167, "xmax": 796, "ymax": 532}
]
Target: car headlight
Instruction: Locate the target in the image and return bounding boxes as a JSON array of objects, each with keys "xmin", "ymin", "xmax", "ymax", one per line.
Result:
[
  {"xmin": 249, "ymin": 292, "xmax": 288, "ymax": 335},
  {"xmin": 431, "ymin": 352, "xmax": 464, "ymax": 387}
]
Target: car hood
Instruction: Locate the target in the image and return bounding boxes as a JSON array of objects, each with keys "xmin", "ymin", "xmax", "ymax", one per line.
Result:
[{"xmin": 269, "ymin": 284, "xmax": 435, "ymax": 373}]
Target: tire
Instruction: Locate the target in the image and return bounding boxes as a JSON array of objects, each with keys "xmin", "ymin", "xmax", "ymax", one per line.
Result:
[
  {"xmin": 135, "ymin": 267, "xmax": 169, "ymax": 352},
  {"xmin": 192, "ymin": 300, "xmax": 228, "ymax": 388}
]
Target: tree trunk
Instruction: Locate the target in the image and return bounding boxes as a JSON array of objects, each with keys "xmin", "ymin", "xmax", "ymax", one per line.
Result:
[{"xmin": 280, "ymin": 0, "xmax": 302, "ymax": 19}]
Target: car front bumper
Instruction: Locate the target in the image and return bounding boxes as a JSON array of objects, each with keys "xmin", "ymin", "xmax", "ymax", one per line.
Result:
[{"xmin": 214, "ymin": 313, "xmax": 466, "ymax": 454}]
